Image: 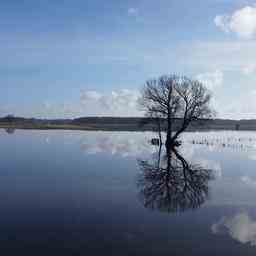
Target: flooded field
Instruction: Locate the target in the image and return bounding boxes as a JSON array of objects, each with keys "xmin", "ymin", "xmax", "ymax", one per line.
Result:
[{"xmin": 1, "ymin": 129, "xmax": 256, "ymax": 255}]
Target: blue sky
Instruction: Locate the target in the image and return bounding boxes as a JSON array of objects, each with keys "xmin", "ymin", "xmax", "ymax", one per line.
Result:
[{"xmin": 2, "ymin": 0, "xmax": 256, "ymax": 119}]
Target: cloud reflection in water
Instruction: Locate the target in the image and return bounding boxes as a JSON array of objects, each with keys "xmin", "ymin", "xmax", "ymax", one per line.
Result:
[{"xmin": 212, "ymin": 212, "xmax": 256, "ymax": 246}]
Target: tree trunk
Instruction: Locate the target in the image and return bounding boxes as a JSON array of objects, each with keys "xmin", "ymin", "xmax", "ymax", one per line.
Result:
[
  {"xmin": 157, "ymin": 118, "xmax": 163, "ymax": 146},
  {"xmin": 165, "ymin": 110, "xmax": 172, "ymax": 152},
  {"xmin": 165, "ymin": 84, "xmax": 173, "ymax": 151},
  {"xmin": 170, "ymin": 120, "xmax": 189, "ymax": 146}
]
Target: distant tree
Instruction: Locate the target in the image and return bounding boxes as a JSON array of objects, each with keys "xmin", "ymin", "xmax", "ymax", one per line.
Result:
[
  {"xmin": 4, "ymin": 115, "xmax": 15, "ymax": 123},
  {"xmin": 139, "ymin": 75, "xmax": 214, "ymax": 148},
  {"xmin": 5, "ymin": 128, "xmax": 15, "ymax": 134}
]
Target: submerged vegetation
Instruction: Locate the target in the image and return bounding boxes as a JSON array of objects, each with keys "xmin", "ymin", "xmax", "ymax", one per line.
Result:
[{"xmin": 181, "ymin": 131, "xmax": 256, "ymax": 151}]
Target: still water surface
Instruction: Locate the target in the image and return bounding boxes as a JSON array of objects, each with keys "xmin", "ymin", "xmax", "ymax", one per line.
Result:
[{"xmin": 1, "ymin": 129, "xmax": 256, "ymax": 255}]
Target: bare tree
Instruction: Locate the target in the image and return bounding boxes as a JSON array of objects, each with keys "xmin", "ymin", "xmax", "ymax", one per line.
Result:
[
  {"xmin": 139, "ymin": 75, "xmax": 180, "ymax": 148},
  {"xmin": 139, "ymin": 75, "xmax": 214, "ymax": 147}
]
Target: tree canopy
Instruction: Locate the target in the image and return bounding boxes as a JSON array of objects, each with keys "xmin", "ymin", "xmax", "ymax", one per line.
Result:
[{"xmin": 139, "ymin": 75, "xmax": 214, "ymax": 146}]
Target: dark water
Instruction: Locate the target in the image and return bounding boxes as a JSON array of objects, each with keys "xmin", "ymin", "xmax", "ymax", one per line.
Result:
[{"xmin": 1, "ymin": 129, "xmax": 256, "ymax": 255}]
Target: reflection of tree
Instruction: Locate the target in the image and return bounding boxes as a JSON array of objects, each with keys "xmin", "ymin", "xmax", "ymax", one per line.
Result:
[
  {"xmin": 137, "ymin": 146, "xmax": 214, "ymax": 213},
  {"xmin": 5, "ymin": 128, "xmax": 15, "ymax": 135}
]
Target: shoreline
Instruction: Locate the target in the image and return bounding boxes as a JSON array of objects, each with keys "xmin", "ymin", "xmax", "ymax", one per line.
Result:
[
  {"xmin": 1, "ymin": 124, "xmax": 256, "ymax": 132},
  {"xmin": 1, "ymin": 116, "xmax": 256, "ymax": 132}
]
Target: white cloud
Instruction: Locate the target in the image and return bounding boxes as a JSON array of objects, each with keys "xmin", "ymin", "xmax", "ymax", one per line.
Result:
[
  {"xmin": 182, "ymin": 40, "xmax": 256, "ymax": 119},
  {"xmin": 242, "ymin": 64, "xmax": 256, "ymax": 75},
  {"xmin": 184, "ymin": 40, "xmax": 256, "ymax": 72},
  {"xmin": 212, "ymin": 212, "xmax": 256, "ymax": 246},
  {"xmin": 41, "ymin": 102, "xmax": 84, "ymax": 118},
  {"xmin": 80, "ymin": 89, "xmax": 142, "ymax": 117},
  {"xmin": 196, "ymin": 70, "xmax": 223, "ymax": 90},
  {"xmin": 29, "ymin": 89, "xmax": 142, "ymax": 118},
  {"xmin": 80, "ymin": 91, "xmax": 102, "ymax": 101},
  {"xmin": 214, "ymin": 15, "xmax": 230, "ymax": 33},
  {"xmin": 128, "ymin": 8, "xmax": 138, "ymax": 16},
  {"xmin": 215, "ymin": 5, "xmax": 256, "ymax": 39},
  {"xmin": 218, "ymin": 90, "xmax": 256, "ymax": 119}
]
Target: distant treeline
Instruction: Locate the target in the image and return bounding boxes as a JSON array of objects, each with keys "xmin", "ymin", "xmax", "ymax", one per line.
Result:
[{"xmin": 0, "ymin": 115, "xmax": 256, "ymax": 131}]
